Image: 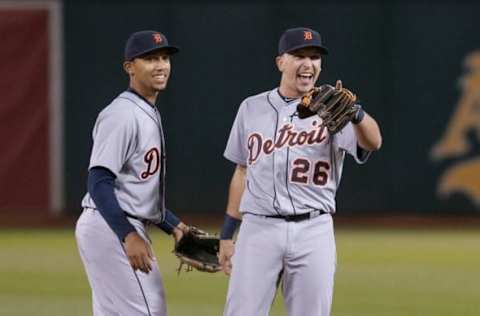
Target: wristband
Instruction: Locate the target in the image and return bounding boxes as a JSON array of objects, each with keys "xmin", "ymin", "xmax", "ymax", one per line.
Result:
[
  {"xmin": 220, "ymin": 214, "xmax": 241, "ymax": 240},
  {"xmin": 156, "ymin": 208, "xmax": 181, "ymax": 234},
  {"xmin": 352, "ymin": 105, "xmax": 365, "ymax": 125}
]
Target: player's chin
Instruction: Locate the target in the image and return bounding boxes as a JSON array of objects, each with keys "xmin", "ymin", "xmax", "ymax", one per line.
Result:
[
  {"xmin": 153, "ymin": 82, "xmax": 168, "ymax": 91},
  {"xmin": 297, "ymin": 84, "xmax": 314, "ymax": 95},
  {"xmin": 296, "ymin": 80, "xmax": 314, "ymax": 92}
]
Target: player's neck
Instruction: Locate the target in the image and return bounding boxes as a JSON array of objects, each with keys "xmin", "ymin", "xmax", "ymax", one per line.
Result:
[
  {"xmin": 128, "ymin": 86, "xmax": 158, "ymax": 107},
  {"xmin": 278, "ymin": 87, "xmax": 301, "ymax": 101}
]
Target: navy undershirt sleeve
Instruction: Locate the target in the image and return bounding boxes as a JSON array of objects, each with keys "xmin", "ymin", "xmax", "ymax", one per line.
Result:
[
  {"xmin": 89, "ymin": 167, "xmax": 181, "ymax": 236},
  {"xmin": 156, "ymin": 209, "xmax": 181, "ymax": 234},
  {"xmin": 88, "ymin": 167, "xmax": 136, "ymax": 241},
  {"xmin": 357, "ymin": 145, "xmax": 372, "ymax": 162}
]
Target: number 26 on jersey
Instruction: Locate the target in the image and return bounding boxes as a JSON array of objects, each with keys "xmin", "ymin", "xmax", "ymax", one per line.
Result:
[{"xmin": 291, "ymin": 158, "xmax": 330, "ymax": 186}]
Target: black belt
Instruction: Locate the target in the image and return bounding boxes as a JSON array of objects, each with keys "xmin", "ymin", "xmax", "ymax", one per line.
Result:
[
  {"xmin": 124, "ymin": 212, "xmax": 151, "ymax": 225},
  {"xmin": 251, "ymin": 209, "xmax": 327, "ymax": 222}
]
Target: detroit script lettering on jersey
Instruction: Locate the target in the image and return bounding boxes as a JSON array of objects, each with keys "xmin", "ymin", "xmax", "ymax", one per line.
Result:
[
  {"xmin": 247, "ymin": 120, "xmax": 327, "ymax": 164},
  {"xmin": 141, "ymin": 147, "xmax": 160, "ymax": 179}
]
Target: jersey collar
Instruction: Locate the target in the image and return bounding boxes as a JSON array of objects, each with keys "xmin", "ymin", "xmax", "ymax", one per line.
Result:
[
  {"xmin": 268, "ymin": 88, "xmax": 300, "ymax": 110},
  {"xmin": 127, "ymin": 88, "xmax": 156, "ymax": 107},
  {"xmin": 121, "ymin": 89, "xmax": 158, "ymax": 122},
  {"xmin": 277, "ymin": 89, "xmax": 299, "ymax": 103}
]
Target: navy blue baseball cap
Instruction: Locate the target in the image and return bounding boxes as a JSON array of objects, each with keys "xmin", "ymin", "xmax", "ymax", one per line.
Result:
[
  {"xmin": 278, "ymin": 27, "xmax": 328, "ymax": 56},
  {"xmin": 124, "ymin": 30, "xmax": 179, "ymax": 61}
]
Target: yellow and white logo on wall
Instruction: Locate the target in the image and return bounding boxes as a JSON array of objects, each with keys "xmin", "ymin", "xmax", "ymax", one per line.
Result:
[{"xmin": 431, "ymin": 51, "xmax": 480, "ymax": 206}]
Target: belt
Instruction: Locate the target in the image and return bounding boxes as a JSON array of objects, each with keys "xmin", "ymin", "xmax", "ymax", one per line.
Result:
[
  {"xmin": 124, "ymin": 212, "xmax": 151, "ymax": 225},
  {"xmin": 249, "ymin": 209, "xmax": 327, "ymax": 222},
  {"xmin": 85, "ymin": 208, "xmax": 153, "ymax": 225}
]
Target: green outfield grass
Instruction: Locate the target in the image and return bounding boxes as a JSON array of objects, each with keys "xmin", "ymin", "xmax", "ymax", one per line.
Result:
[{"xmin": 0, "ymin": 227, "xmax": 479, "ymax": 316}]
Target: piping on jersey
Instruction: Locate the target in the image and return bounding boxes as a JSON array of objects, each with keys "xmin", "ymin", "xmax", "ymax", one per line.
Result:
[
  {"xmin": 120, "ymin": 241, "xmax": 153, "ymax": 316},
  {"xmin": 266, "ymin": 92, "xmax": 282, "ymax": 216},
  {"xmin": 285, "ymin": 113, "xmax": 298, "ymax": 215}
]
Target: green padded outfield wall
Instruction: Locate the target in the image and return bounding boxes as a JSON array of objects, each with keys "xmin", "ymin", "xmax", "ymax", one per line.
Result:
[{"xmin": 64, "ymin": 1, "xmax": 480, "ymax": 215}]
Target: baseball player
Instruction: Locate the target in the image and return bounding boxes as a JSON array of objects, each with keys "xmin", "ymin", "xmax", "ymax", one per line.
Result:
[
  {"xmin": 75, "ymin": 30, "xmax": 189, "ymax": 316},
  {"xmin": 218, "ymin": 27, "xmax": 382, "ymax": 316}
]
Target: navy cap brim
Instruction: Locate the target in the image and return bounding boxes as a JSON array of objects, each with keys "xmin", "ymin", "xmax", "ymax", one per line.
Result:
[
  {"xmin": 127, "ymin": 45, "xmax": 179, "ymax": 60},
  {"xmin": 283, "ymin": 43, "xmax": 329, "ymax": 55}
]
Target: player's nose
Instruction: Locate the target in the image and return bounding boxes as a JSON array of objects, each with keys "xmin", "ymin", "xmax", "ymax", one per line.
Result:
[
  {"xmin": 302, "ymin": 56, "xmax": 314, "ymax": 67},
  {"xmin": 152, "ymin": 56, "xmax": 170, "ymax": 69}
]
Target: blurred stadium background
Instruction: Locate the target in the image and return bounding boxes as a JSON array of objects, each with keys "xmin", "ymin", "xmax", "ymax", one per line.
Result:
[{"xmin": 1, "ymin": 0, "xmax": 479, "ymax": 315}]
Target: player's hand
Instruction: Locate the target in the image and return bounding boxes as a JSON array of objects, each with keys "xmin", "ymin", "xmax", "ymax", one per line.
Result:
[
  {"xmin": 172, "ymin": 222, "xmax": 189, "ymax": 243},
  {"xmin": 124, "ymin": 231, "xmax": 154, "ymax": 274},
  {"xmin": 218, "ymin": 239, "xmax": 235, "ymax": 276}
]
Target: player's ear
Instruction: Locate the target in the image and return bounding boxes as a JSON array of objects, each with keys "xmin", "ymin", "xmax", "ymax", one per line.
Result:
[
  {"xmin": 123, "ymin": 61, "xmax": 134, "ymax": 76},
  {"xmin": 276, "ymin": 55, "xmax": 285, "ymax": 72}
]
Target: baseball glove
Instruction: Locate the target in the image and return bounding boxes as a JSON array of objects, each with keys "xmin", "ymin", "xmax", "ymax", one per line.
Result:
[
  {"xmin": 174, "ymin": 226, "xmax": 221, "ymax": 274},
  {"xmin": 297, "ymin": 80, "xmax": 360, "ymax": 134}
]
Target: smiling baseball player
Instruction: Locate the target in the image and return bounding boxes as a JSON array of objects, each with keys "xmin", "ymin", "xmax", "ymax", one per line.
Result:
[
  {"xmin": 75, "ymin": 30, "xmax": 189, "ymax": 316},
  {"xmin": 218, "ymin": 27, "xmax": 382, "ymax": 316}
]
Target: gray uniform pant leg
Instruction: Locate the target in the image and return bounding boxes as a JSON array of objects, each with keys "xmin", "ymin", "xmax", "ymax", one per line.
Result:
[
  {"xmin": 224, "ymin": 213, "xmax": 336, "ymax": 316},
  {"xmin": 223, "ymin": 214, "xmax": 286, "ymax": 316},
  {"xmin": 75, "ymin": 209, "xmax": 167, "ymax": 316},
  {"xmin": 282, "ymin": 214, "xmax": 336, "ymax": 316}
]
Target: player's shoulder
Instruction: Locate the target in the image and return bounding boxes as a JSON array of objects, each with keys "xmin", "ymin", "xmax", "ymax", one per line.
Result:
[
  {"xmin": 242, "ymin": 90, "xmax": 271, "ymax": 104},
  {"xmin": 239, "ymin": 89, "xmax": 273, "ymax": 110},
  {"xmin": 96, "ymin": 92, "xmax": 138, "ymax": 121}
]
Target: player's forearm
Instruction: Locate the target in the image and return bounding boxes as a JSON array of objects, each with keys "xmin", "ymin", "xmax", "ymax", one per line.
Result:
[
  {"xmin": 88, "ymin": 167, "xmax": 136, "ymax": 241},
  {"xmin": 353, "ymin": 113, "xmax": 382, "ymax": 151},
  {"xmin": 225, "ymin": 164, "xmax": 246, "ymax": 219},
  {"xmin": 155, "ymin": 208, "xmax": 181, "ymax": 234},
  {"xmin": 220, "ymin": 164, "xmax": 246, "ymax": 240}
]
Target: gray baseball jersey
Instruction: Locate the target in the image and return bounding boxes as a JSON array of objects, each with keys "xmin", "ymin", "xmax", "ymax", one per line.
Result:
[
  {"xmin": 81, "ymin": 90, "xmax": 166, "ymax": 222},
  {"xmin": 224, "ymin": 88, "xmax": 368, "ymax": 216}
]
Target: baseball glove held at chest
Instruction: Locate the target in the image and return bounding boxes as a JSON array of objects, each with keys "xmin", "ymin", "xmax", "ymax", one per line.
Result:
[
  {"xmin": 174, "ymin": 226, "xmax": 221, "ymax": 273},
  {"xmin": 298, "ymin": 80, "xmax": 360, "ymax": 134}
]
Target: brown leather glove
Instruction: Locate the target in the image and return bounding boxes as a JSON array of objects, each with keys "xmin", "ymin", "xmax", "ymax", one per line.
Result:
[
  {"xmin": 173, "ymin": 226, "xmax": 221, "ymax": 273},
  {"xmin": 298, "ymin": 80, "xmax": 361, "ymax": 134}
]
